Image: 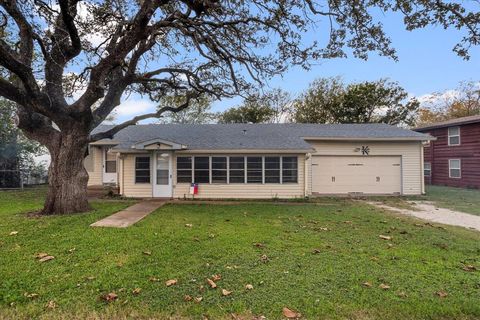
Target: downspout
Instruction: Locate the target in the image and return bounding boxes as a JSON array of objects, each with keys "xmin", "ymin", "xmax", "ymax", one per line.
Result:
[
  {"xmin": 121, "ymin": 156, "xmax": 125, "ymax": 196},
  {"xmin": 420, "ymin": 142, "xmax": 425, "ymax": 195},
  {"xmin": 304, "ymin": 153, "xmax": 310, "ymax": 198}
]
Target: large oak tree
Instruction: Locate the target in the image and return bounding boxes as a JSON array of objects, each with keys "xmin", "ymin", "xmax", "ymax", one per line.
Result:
[{"xmin": 0, "ymin": 0, "xmax": 479, "ymax": 214}]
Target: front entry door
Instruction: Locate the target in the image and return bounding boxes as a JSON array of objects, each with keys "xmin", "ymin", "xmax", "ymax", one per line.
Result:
[
  {"xmin": 153, "ymin": 152, "xmax": 172, "ymax": 198},
  {"xmin": 102, "ymin": 147, "xmax": 117, "ymax": 184}
]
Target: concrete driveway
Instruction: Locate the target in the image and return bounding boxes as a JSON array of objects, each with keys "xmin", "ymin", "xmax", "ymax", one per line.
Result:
[{"xmin": 368, "ymin": 201, "xmax": 480, "ymax": 232}]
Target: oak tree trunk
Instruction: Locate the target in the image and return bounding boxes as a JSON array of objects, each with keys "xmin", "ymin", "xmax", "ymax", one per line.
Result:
[{"xmin": 41, "ymin": 132, "xmax": 91, "ymax": 215}]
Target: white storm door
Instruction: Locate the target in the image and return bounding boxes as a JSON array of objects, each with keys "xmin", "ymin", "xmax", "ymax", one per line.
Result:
[
  {"xmin": 153, "ymin": 152, "xmax": 172, "ymax": 197},
  {"xmin": 102, "ymin": 147, "xmax": 117, "ymax": 184}
]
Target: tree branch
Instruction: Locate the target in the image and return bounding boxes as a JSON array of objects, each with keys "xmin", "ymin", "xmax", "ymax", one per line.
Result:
[{"xmin": 89, "ymin": 91, "xmax": 200, "ymax": 142}]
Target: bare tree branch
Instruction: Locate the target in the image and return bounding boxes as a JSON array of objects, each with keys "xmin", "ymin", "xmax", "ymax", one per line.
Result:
[{"xmin": 89, "ymin": 91, "xmax": 200, "ymax": 141}]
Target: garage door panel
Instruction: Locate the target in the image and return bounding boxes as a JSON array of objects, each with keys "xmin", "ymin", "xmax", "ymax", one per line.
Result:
[{"xmin": 311, "ymin": 156, "xmax": 401, "ymax": 195}]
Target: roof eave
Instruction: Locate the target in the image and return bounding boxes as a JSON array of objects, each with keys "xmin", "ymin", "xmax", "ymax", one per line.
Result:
[
  {"xmin": 302, "ymin": 136, "xmax": 435, "ymax": 141},
  {"xmin": 414, "ymin": 119, "xmax": 480, "ymax": 131}
]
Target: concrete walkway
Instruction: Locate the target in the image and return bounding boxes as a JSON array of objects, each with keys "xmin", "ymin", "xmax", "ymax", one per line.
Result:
[
  {"xmin": 369, "ymin": 201, "xmax": 480, "ymax": 232},
  {"xmin": 90, "ymin": 201, "xmax": 165, "ymax": 228}
]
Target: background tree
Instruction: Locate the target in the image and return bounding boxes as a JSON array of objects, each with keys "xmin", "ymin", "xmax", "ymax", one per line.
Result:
[
  {"xmin": 159, "ymin": 95, "xmax": 215, "ymax": 124},
  {"xmin": 0, "ymin": 99, "xmax": 45, "ymax": 188},
  {"xmin": 416, "ymin": 81, "xmax": 480, "ymax": 126},
  {"xmin": 217, "ymin": 89, "xmax": 291, "ymax": 123},
  {"xmin": 292, "ymin": 78, "xmax": 419, "ymax": 126},
  {"xmin": 290, "ymin": 77, "xmax": 344, "ymax": 124},
  {"xmin": 0, "ymin": 0, "xmax": 479, "ymax": 214}
]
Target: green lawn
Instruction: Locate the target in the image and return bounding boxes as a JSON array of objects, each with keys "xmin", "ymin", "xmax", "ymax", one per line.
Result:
[{"xmin": 1, "ymin": 188, "xmax": 480, "ymax": 319}]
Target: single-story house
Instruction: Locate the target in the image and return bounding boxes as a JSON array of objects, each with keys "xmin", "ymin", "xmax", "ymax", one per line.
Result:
[
  {"xmin": 414, "ymin": 115, "xmax": 480, "ymax": 189},
  {"xmin": 85, "ymin": 123, "xmax": 433, "ymax": 198}
]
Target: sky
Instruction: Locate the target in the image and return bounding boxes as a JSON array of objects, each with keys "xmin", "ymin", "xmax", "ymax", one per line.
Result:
[{"xmin": 99, "ymin": 9, "xmax": 480, "ymax": 123}]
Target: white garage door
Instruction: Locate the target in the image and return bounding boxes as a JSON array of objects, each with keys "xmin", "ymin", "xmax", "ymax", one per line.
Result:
[{"xmin": 311, "ymin": 156, "xmax": 402, "ymax": 195}]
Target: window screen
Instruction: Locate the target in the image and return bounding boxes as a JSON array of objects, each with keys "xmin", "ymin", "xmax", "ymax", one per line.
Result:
[
  {"xmin": 247, "ymin": 157, "xmax": 263, "ymax": 183},
  {"xmin": 212, "ymin": 157, "xmax": 227, "ymax": 183},
  {"xmin": 194, "ymin": 157, "xmax": 210, "ymax": 183},
  {"xmin": 177, "ymin": 157, "xmax": 192, "ymax": 183},
  {"xmin": 264, "ymin": 157, "xmax": 280, "ymax": 183},
  {"xmin": 229, "ymin": 157, "xmax": 245, "ymax": 183},
  {"xmin": 282, "ymin": 156, "xmax": 298, "ymax": 183},
  {"xmin": 449, "ymin": 159, "xmax": 461, "ymax": 178},
  {"xmin": 135, "ymin": 156, "xmax": 150, "ymax": 183}
]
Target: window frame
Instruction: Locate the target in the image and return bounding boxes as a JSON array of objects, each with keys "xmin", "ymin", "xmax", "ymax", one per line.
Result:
[
  {"xmin": 174, "ymin": 154, "xmax": 299, "ymax": 185},
  {"xmin": 424, "ymin": 162, "xmax": 431, "ymax": 177},
  {"xmin": 193, "ymin": 156, "xmax": 210, "ymax": 184},
  {"xmin": 134, "ymin": 155, "xmax": 151, "ymax": 184},
  {"xmin": 228, "ymin": 156, "xmax": 246, "ymax": 184},
  {"xmin": 246, "ymin": 156, "xmax": 263, "ymax": 184},
  {"xmin": 448, "ymin": 126, "xmax": 461, "ymax": 146},
  {"xmin": 176, "ymin": 156, "xmax": 193, "ymax": 184},
  {"xmin": 264, "ymin": 156, "xmax": 281, "ymax": 184},
  {"xmin": 211, "ymin": 156, "xmax": 228, "ymax": 184},
  {"xmin": 104, "ymin": 148, "xmax": 117, "ymax": 173},
  {"xmin": 448, "ymin": 159, "xmax": 461, "ymax": 179},
  {"xmin": 281, "ymin": 156, "xmax": 298, "ymax": 183}
]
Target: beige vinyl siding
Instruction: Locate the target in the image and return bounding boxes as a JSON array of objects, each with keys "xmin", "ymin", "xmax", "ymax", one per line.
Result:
[
  {"xmin": 306, "ymin": 141, "xmax": 423, "ymax": 195},
  {"xmin": 121, "ymin": 153, "xmax": 153, "ymax": 197},
  {"xmin": 86, "ymin": 146, "xmax": 103, "ymax": 186},
  {"xmin": 173, "ymin": 154, "xmax": 306, "ymax": 199}
]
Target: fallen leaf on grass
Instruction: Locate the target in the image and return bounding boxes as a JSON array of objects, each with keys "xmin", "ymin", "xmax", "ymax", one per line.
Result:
[
  {"xmin": 24, "ymin": 293, "xmax": 38, "ymax": 299},
  {"xmin": 312, "ymin": 249, "xmax": 321, "ymax": 254},
  {"xmin": 206, "ymin": 278, "xmax": 217, "ymax": 288},
  {"xmin": 462, "ymin": 265, "xmax": 477, "ymax": 272},
  {"xmin": 165, "ymin": 279, "xmax": 177, "ymax": 287},
  {"xmin": 35, "ymin": 252, "xmax": 49, "ymax": 259},
  {"xmin": 397, "ymin": 291, "xmax": 408, "ymax": 298},
  {"xmin": 254, "ymin": 243, "xmax": 265, "ymax": 248},
  {"xmin": 102, "ymin": 292, "xmax": 118, "ymax": 302},
  {"xmin": 184, "ymin": 295, "xmax": 192, "ymax": 301},
  {"xmin": 149, "ymin": 277, "xmax": 160, "ymax": 282},
  {"xmin": 132, "ymin": 288, "xmax": 141, "ymax": 295},
  {"xmin": 211, "ymin": 274, "xmax": 222, "ymax": 281},
  {"xmin": 260, "ymin": 254, "xmax": 269, "ymax": 263},
  {"xmin": 45, "ymin": 300, "xmax": 56, "ymax": 309},
  {"xmin": 68, "ymin": 248, "xmax": 76, "ymax": 253},
  {"xmin": 379, "ymin": 284, "xmax": 390, "ymax": 290},
  {"xmin": 282, "ymin": 307, "xmax": 301, "ymax": 318},
  {"xmin": 245, "ymin": 284, "xmax": 254, "ymax": 290},
  {"xmin": 38, "ymin": 255, "xmax": 55, "ymax": 262},
  {"xmin": 362, "ymin": 282, "xmax": 372, "ymax": 288},
  {"xmin": 370, "ymin": 256, "xmax": 379, "ymax": 261},
  {"xmin": 142, "ymin": 251, "xmax": 152, "ymax": 256},
  {"xmin": 9, "ymin": 231, "xmax": 18, "ymax": 236},
  {"xmin": 194, "ymin": 296, "xmax": 203, "ymax": 303},
  {"xmin": 222, "ymin": 289, "xmax": 232, "ymax": 296},
  {"xmin": 185, "ymin": 224, "xmax": 193, "ymax": 228},
  {"xmin": 436, "ymin": 291, "xmax": 448, "ymax": 298},
  {"xmin": 379, "ymin": 235, "xmax": 392, "ymax": 240},
  {"xmin": 85, "ymin": 276, "xmax": 96, "ymax": 281}
]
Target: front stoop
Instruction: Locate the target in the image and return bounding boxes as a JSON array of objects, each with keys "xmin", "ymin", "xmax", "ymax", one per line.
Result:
[{"xmin": 90, "ymin": 201, "xmax": 165, "ymax": 228}]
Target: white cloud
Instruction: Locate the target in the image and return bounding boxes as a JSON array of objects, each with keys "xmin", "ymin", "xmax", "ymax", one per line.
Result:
[
  {"xmin": 112, "ymin": 99, "xmax": 157, "ymax": 122},
  {"xmin": 417, "ymin": 89, "xmax": 462, "ymax": 107}
]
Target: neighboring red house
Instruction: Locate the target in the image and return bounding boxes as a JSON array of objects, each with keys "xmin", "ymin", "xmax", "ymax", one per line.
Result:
[{"xmin": 415, "ymin": 115, "xmax": 480, "ymax": 189}]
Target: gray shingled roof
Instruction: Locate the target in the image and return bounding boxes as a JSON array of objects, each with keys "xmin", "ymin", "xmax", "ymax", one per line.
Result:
[
  {"xmin": 92, "ymin": 123, "xmax": 431, "ymax": 151},
  {"xmin": 415, "ymin": 115, "xmax": 480, "ymax": 131}
]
